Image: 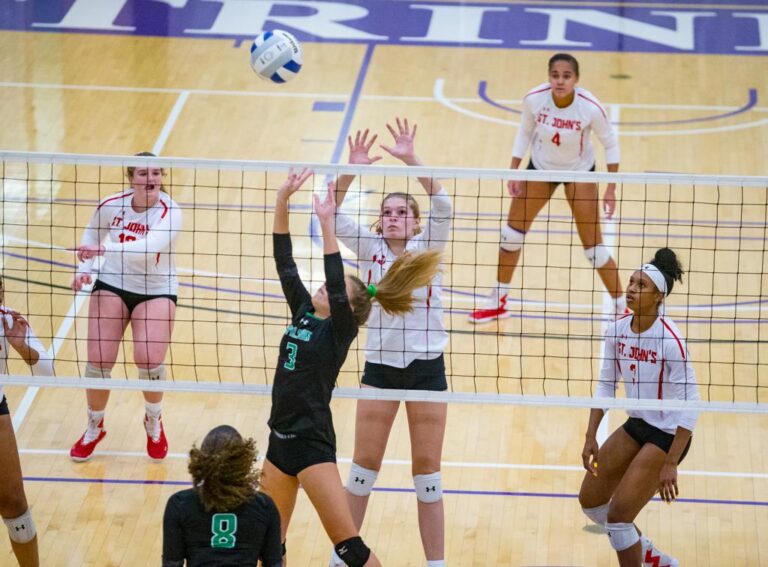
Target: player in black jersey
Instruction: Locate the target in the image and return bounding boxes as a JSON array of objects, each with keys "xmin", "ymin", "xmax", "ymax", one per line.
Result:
[
  {"xmin": 260, "ymin": 169, "xmax": 441, "ymax": 567},
  {"xmin": 162, "ymin": 425, "xmax": 282, "ymax": 567}
]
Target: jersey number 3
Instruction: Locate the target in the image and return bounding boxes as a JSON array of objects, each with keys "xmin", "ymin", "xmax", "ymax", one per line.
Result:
[
  {"xmin": 211, "ymin": 513, "xmax": 238, "ymax": 549},
  {"xmin": 284, "ymin": 341, "xmax": 298, "ymax": 370}
]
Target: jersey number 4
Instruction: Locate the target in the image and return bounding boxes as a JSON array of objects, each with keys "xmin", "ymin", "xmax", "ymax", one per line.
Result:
[
  {"xmin": 551, "ymin": 132, "xmax": 561, "ymax": 146},
  {"xmin": 211, "ymin": 513, "xmax": 238, "ymax": 549}
]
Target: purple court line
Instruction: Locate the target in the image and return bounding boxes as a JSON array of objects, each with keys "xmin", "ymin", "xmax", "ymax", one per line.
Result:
[
  {"xmin": 8, "ymin": 195, "xmax": 768, "ymax": 229},
  {"xmin": 3, "ymin": 250, "xmax": 767, "ymax": 322},
  {"xmin": 478, "ymin": 82, "xmax": 759, "ymax": 127},
  {"xmin": 20, "ymin": 476, "xmax": 768, "ymax": 507}
]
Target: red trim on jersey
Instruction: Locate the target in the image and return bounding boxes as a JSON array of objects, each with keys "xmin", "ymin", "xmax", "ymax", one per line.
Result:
[
  {"xmin": 159, "ymin": 198, "xmax": 170, "ymax": 219},
  {"xmin": 426, "ymin": 285, "xmax": 432, "ymax": 308},
  {"xmin": 657, "ymin": 361, "xmax": 665, "ymax": 400},
  {"xmin": 155, "ymin": 252, "xmax": 161, "ymax": 266},
  {"xmin": 617, "ymin": 313, "xmax": 632, "ymax": 322},
  {"xmin": 525, "ymin": 86, "xmax": 552, "ymax": 99},
  {"xmin": 577, "ymin": 93, "xmax": 607, "ymax": 119},
  {"xmin": 579, "ymin": 130, "xmax": 584, "ymax": 155},
  {"xmin": 366, "ymin": 269, "xmax": 372, "ymax": 286},
  {"xmin": 96, "ymin": 191, "xmax": 133, "ymax": 212},
  {"xmin": 660, "ymin": 318, "xmax": 686, "ymax": 359}
]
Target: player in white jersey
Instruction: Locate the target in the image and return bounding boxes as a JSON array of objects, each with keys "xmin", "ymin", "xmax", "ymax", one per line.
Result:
[
  {"xmin": 1, "ymin": 276, "xmax": 54, "ymax": 566},
  {"xmin": 469, "ymin": 53, "xmax": 625, "ymax": 324},
  {"xmin": 578, "ymin": 248, "xmax": 697, "ymax": 567},
  {"xmin": 69, "ymin": 153, "xmax": 182, "ymax": 462},
  {"xmin": 328, "ymin": 120, "xmax": 451, "ymax": 567}
]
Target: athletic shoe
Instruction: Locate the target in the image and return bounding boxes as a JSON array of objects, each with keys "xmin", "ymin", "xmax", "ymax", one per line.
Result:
[
  {"xmin": 70, "ymin": 421, "xmax": 106, "ymax": 462},
  {"xmin": 145, "ymin": 415, "xmax": 168, "ymax": 461},
  {"xmin": 641, "ymin": 535, "xmax": 679, "ymax": 567},
  {"xmin": 468, "ymin": 293, "xmax": 512, "ymax": 324}
]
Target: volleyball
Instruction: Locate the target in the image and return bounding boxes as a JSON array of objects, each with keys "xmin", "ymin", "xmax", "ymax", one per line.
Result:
[{"xmin": 249, "ymin": 30, "xmax": 303, "ymax": 84}]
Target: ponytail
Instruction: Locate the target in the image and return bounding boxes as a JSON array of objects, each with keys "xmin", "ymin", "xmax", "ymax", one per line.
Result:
[
  {"xmin": 347, "ymin": 249, "xmax": 442, "ymax": 326},
  {"xmin": 649, "ymin": 247, "xmax": 684, "ymax": 295}
]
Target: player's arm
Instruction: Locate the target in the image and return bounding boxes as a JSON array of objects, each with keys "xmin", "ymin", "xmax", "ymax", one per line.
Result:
[
  {"xmin": 1, "ymin": 311, "xmax": 53, "ymax": 375},
  {"xmin": 658, "ymin": 425, "xmax": 692, "ymax": 504},
  {"xmin": 72, "ymin": 206, "xmax": 107, "ymax": 291},
  {"xmin": 583, "ymin": 331, "xmax": 619, "ymax": 472},
  {"xmin": 508, "ymin": 98, "xmax": 535, "ymax": 197},
  {"xmin": 591, "ymin": 103, "xmax": 620, "ymax": 218},
  {"xmin": 380, "ymin": 117, "xmax": 442, "ymax": 196},
  {"xmin": 161, "ymin": 495, "xmax": 186, "ymax": 567},
  {"xmin": 259, "ymin": 495, "xmax": 285, "ymax": 567},
  {"xmin": 273, "ymin": 169, "xmax": 314, "ymax": 316},
  {"xmin": 103, "ymin": 203, "xmax": 182, "ymax": 255}
]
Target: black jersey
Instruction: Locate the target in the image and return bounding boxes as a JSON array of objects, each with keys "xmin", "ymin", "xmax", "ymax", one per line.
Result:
[
  {"xmin": 162, "ymin": 488, "xmax": 282, "ymax": 567},
  {"xmin": 267, "ymin": 233, "xmax": 358, "ymax": 448}
]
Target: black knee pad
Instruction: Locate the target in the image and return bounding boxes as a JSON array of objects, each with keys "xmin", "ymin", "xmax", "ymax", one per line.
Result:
[{"xmin": 334, "ymin": 536, "xmax": 370, "ymax": 567}]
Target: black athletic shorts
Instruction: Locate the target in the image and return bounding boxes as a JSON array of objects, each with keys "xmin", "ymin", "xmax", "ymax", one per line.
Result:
[
  {"xmin": 93, "ymin": 279, "xmax": 177, "ymax": 314},
  {"xmin": 0, "ymin": 396, "xmax": 8, "ymax": 416},
  {"xmin": 622, "ymin": 417, "xmax": 692, "ymax": 463},
  {"xmin": 266, "ymin": 431, "xmax": 336, "ymax": 477},
  {"xmin": 527, "ymin": 160, "xmax": 596, "ymax": 184},
  {"xmin": 362, "ymin": 354, "xmax": 447, "ymax": 391}
]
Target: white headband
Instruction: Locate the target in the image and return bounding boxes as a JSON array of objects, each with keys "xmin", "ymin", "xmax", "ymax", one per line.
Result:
[{"xmin": 640, "ymin": 264, "xmax": 668, "ymax": 296}]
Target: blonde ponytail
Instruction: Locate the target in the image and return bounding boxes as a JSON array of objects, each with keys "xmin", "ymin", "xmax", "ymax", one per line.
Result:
[{"xmin": 347, "ymin": 249, "xmax": 442, "ymax": 325}]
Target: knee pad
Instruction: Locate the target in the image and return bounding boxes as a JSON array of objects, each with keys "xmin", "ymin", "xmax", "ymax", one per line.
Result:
[
  {"xmin": 414, "ymin": 472, "xmax": 442, "ymax": 503},
  {"xmin": 334, "ymin": 536, "xmax": 371, "ymax": 567},
  {"xmin": 582, "ymin": 503, "xmax": 609, "ymax": 526},
  {"xmin": 85, "ymin": 362, "xmax": 111, "ymax": 379},
  {"xmin": 138, "ymin": 365, "xmax": 166, "ymax": 381},
  {"xmin": 500, "ymin": 225, "xmax": 525, "ymax": 252},
  {"xmin": 584, "ymin": 245, "xmax": 612, "ymax": 269},
  {"xmin": 4, "ymin": 509, "xmax": 36, "ymax": 544},
  {"xmin": 346, "ymin": 463, "xmax": 378, "ymax": 497},
  {"xmin": 606, "ymin": 522, "xmax": 639, "ymax": 551}
]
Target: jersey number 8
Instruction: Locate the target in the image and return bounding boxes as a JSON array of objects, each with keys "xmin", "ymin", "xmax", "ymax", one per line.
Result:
[{"xmin": 210, "ymin": 513, "xmax": 238, "ymax": 549}]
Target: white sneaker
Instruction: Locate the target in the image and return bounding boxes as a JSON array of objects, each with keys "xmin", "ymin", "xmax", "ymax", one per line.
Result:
[{"xmin": 641, "ymin": 535, "xmax": 679, "ymax": 567}]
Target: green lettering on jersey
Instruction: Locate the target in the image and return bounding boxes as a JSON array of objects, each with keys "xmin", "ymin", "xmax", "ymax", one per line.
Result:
[
  {"xmin": 211, "ymin": 513, "xmax": 238, "ymax": 549},
  {"xmin": 284, "ymin": 324, "xmax": 313, "ymax": 342}
]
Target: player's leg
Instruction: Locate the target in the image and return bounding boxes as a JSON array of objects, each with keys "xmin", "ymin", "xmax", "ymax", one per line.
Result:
[
  {"xmin": 345, "ymin": 394, "xmax": 400, "ymax": 529},
  {"xmin": 578, "ymin": 424, "xmax": 641, "ymax": 526},
  {"xmin": 260, "ymin": 458, "xmax": 300, "ymax": 563},
  {"xmin": 469, "ymin": 180, "xmax": 556, "ymax": 324},
  {"xmin": 405, "ymin": 400, "xmax": 447, "ymax": 566},
  {"xmin": 72, "ymin": 289, "xmax": 130, "ymax": 461},
  {"xmin": 606, "ymin": 443, "xmax": 669, "ymax": 567},
  {"xmin": 0, "ymin": 411, "xmax": 39, "ymax": 567},
  {"xmin": 299, "ymin": 463, "xmax": 381, "ymax": 567},
  {"xmin": 564, "ymin": 182, "xmax": 625, "ymax": 315},
  {"xmin": 131, "ymin": 297, "xmax": 176, "ymax": 460}
]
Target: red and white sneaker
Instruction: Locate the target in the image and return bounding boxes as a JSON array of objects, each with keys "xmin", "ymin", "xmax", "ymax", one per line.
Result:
[
  {"xmin": 641, "ymin": 535, "xmax": 679, "ymax": 567},
  {"xmin": 70, "ymin": 421, "xmax": 106, "ymax": 462},
  {"xmin": 468, "ymin": 293, "xmax": 512, "ymax": 324},
  {"xmin": 145, "ymin": 415, "xmax": 168, "ymax": 461}
]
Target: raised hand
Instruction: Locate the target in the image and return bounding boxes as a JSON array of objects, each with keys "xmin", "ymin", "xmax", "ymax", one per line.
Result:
[
  {"xmin": 277, "ymin": 168, "xmax": 313, "ymax": 200},
  {"xmin": 348, "ymin": 129, "xmax": 382, "ymax": 165},
  {"xmin": 380, "ymin": 117, "xmax": 418, "ymax": 165},
  {"xmin": 313, "ymin": 181, "xmax": 337, "ymax": 224}
]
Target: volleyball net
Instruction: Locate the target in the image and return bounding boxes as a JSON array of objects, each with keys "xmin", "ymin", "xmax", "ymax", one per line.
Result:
[{"xmin": 1, "ymin": 151, "xmax": 766, "ymax": 413}]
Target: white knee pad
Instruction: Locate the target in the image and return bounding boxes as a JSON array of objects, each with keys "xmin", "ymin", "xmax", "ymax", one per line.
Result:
[
  {"xmin": 584, "ymin": 245, "xmax": 612, "ymax": 269},
  {"xmin": 414, "ymin": 472, "xmax": 442, "ymax": 503},
  {"xmin": 138, "ymin": 365, "xmax": 166, "ymax": 381},
  {"xmin": 346, "ymin": 463, "xmax": 378, "ymax": 497},
  {"xmin": 85, "ymin": 362, "xmax": 111, "ymax": 379},
  {"xmin": 4, "ymin": 509, "xmax": 36, "ymax": 544},
  {"xmin": 500, "ymin": 225, "xmax": 525, "ymax": 252},
  {"xmin": 582, "ymin": 503, "xmax": 609, "ymax": 526},
  {"xmin": 606, "ymin": 522, "xmax": 639, "ymax": 551}
]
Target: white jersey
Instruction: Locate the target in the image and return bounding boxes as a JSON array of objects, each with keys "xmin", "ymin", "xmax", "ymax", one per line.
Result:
[
  {"xmin": 77, "ymin": 190, "xmax": 182, "ymax": 295},
  {"xmin": 512, "ymin": 83, "xmax": 620, "ymax": 171},
  {"xmin": 597, "ymin": 314, "xmax": 699, "ymax": 434},
  {"xmin": 335, "ymin": 190, "xmax": 452, "ymax": 368},
  {"xmin": 1, "ymin": 306, "xmax": 55, "ymax": 400}
]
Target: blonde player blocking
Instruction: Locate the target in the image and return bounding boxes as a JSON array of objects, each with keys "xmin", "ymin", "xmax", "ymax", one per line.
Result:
[
  {"xmin": 579, "ymin": 248, "xmax": 698, "ymax": 567},
  {"xmin": 69, "ymin": 153, "xmax": 182, "ymax": 461},
  {"xmin": 1, "ymin": 276, "xmax": 54, "ymax": 566},
  {"xmin": 469, "ymin": 52, "xmax": 626, "ymax": 324},
  {"xmin": 329, "ymin": 119, "xmax": 452, "ymax": 567}
]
